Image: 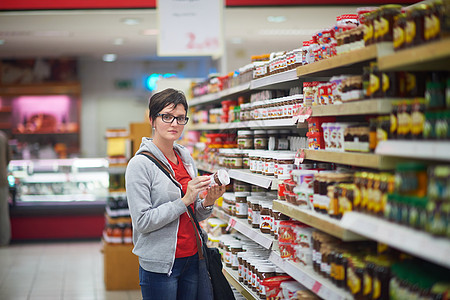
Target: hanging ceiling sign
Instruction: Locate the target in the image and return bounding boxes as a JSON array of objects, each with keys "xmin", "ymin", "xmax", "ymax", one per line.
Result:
[{"xmin": 157, "ymin": 0, "xmax": 223, "ymax": 57}]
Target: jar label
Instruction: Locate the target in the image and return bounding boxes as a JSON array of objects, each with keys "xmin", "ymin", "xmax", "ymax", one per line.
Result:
[{"xmin": 235, "ymin": 202, "xmax": 248, "ymax": 216}]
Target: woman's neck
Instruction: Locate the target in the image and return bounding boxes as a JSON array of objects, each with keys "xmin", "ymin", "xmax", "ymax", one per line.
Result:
[{"xmin": 153, "ymin": 137, "xmax": 177, "ymax": 163}]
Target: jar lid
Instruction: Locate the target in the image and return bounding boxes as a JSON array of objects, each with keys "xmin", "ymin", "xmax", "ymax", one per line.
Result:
[
  {"xmin": 238, "ymin": 130, "xmax": 254, "ymax": 135},
  {"xmin": 214, "ymin": 169, "xmax": 230, "ymax": 186},
  {"xmin": 257, "ymin": 264, "xmax": 276, "ymax": 273},
  {"xmin": 234, "ymin": 191, "xmax": 250, "ymax": 197},
  {"xmin": 223, "ymin": 192, "xmax": 236, "ymax": 201},
  {"xmin": 254, "ymin": 130, "xmax": 267, "ymax": 135}
]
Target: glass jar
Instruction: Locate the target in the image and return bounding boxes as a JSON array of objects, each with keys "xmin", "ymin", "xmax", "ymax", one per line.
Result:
[
  {"xmin": 259, "ymin": 201, "xmax": 272, "ymax": 234},
  {"xmin": 254, "ymin": 130, "xmax": 268, "ymax": 150},
  {"xmin": 235, "ymin": 192, "xmax": 249, "ymax": 219},
  {"xmin": 378, "ymin": 5, "xmax": 402, "ymax": 42},
  {"xmin": 277, "ymin": 152, "xmax": 296, "ymax": 180},
  {"xmin": 237, "ymin": 130, "xmax": 254, "ymax": 149}
]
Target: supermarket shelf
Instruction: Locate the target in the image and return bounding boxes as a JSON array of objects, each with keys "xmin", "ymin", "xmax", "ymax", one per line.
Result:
[
  {"xmin": 340, "ymin": 212, "xmax": 450, "ymax": 269},
  {"xmin": 375, "ymin": 140, "xmax": 450, "ymax": 162},
  {"xmin": 223, "ymin": 265, "xmax": 258, "ymax": 300},
  {"xmin": 228, "ymin": 169, "xmax": 277, "ymax": 190},
  {"xmin": 303, "ymin": 149, "xmax": 399, "ymax": 170},
  {"xmin": 220, "ymin": 121, "xmax": 251, "ymax": 130},
  {"xmin": 190, "ymin": 82, "xmax": 250, "ymax": 106},
  {"xmin": 247, "ymin": 117, "xmax": 302, "ymax": 129},
  {"xmin": 213, "ymin": 207, "xmax": 231, "ymax": 223},
  {"xmin": 250, "ymin": 68, "xmax": 299, "ymax": 90},
  {"xmin": 297, "ymin": 43, "xmax": 393, "ymax": 78},
  {"xmin": 196, "ymin": 161, "xmax": 217, "ymax": 173},
  {"xmin": 272, "ymin": 200, "xmax": 366, "ymax": 241},
  {"xmin": 229, "ymin": 216, "xmax": 273, "ymax": 249},
  {"xmin": 378, "ymin": 38, "xmax": 450, "ymax": 71},
  {"xmin": 269, "ymin": 251, "xmax": 352, "ymax": 300},
  {"xmin": 188, "ymin": 123, "xmax": 223, "ymax": 131},
  {"xmin": 311, "ymin": 99, "xmax": 394, "ymax": 117}
]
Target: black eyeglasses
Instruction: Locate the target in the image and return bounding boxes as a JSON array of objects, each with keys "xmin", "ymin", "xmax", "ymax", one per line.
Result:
[{"xmin": 156, "ymin": 113, "xmax": 189, "ymax": 125}]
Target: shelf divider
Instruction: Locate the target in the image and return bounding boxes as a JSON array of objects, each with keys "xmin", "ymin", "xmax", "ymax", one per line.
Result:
[
  {"xmin": 375, "ymin": 140, "xmax": 450, "ymax": 162},
  {"xmin": 340, "ymin": 211, "xmax": 450, "ymax": 269},
  {"xmin": 222, "ymin": 265, "xmax": 258, "ymax": 300},
  {"xmin": 229, "ymin": 216, "xmax": 273, "ymax": 249},
  {"xmin": 303, "ymin": 149, "xmax": 398, "ymax": 170},
  {"xmin": 378, "ymin": 38, "xmax": 450, "ymax": 71},
  {"xmin": 272, "ymin": 200, "xmax": 366, "ymax": 241},
  {"xmin": 269, "ymin": 251, "xmax": 352, "ymax": 300}
]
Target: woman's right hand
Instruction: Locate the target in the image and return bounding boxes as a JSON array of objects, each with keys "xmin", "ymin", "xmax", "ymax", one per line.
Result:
[{"xmin": 182, "ymin": 175, "xmax": 211, "ymax": 206}]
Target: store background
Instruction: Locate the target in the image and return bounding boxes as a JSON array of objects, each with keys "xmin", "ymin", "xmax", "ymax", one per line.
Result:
[{"xmin": 1, "ymin": 0, "xmax": 413, "ymax": 157}]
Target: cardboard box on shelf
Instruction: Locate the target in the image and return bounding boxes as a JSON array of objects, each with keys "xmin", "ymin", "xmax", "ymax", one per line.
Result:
[{"xmin": 103, "ymin": 241, "xmax": 140, "ymax": 290}]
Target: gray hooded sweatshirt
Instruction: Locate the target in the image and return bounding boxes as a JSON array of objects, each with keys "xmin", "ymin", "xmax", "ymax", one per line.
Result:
[{"xmin": 125, "ymin": 137, "xmax": 213, "ymax": 275}]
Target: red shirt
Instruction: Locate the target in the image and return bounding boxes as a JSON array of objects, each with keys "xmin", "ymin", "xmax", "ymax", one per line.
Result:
[{"xmin": 166, "ymin": 151, "xmax": 198, "ymax": 258}]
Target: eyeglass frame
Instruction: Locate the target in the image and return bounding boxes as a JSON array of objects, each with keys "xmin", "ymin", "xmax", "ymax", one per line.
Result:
[{"xmin": 156, "ymin": 113, "xmax": 189, "ymax": 125}]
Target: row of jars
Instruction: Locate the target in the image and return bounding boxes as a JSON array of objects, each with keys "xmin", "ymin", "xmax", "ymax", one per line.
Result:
[
  {"xmin": 218, "ymin": 149, "xmax": 296, "ymax": 179},
  {"xmin": 222, "ymin": 192, "xmax": 290, "ymax": 238},
  {"xmin": 218, "ymin": 234, "xmax": 289, "ymax": 299},
  {"xmin": 239, "ymin": 94, "xmax": 303, "ymax": 122},
  {"xmin": 236, "ymin": 130, "xmax": 291, "ymax": 151}
]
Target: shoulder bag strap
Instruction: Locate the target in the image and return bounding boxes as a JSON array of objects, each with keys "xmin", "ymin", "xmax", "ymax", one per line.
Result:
[{"xmin": 138, "ymin": 151, "xmax": 204, "ymax": 259}]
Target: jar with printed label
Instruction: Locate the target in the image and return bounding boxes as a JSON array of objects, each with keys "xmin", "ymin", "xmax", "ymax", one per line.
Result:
[
  {"xmin": 254, "ymin": 130, "xmax": 268, "ymax": 150},
  {"xmin": 259, "ymin": 201, "xmax": 272, "ymax": 234},
  {"xmin": 277, "ymin": 152, "xmax": 296, "ymax": 180},
  {"xmin": 237, "ymin": 130, "xmax": 254, "ymax": 149},
  {"xmin": 235, "ymin": 192, "xmax": 249, "ymax": 219}
]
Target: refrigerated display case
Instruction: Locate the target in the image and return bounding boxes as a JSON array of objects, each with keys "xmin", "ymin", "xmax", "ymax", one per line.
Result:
[{"xmin": 8, "ymin": 158, "xmax": 109, "ymax": 240}]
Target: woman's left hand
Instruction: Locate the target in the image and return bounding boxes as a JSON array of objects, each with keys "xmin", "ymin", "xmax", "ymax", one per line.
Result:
[{"xmin": 203, "ymin": 185, "xmax": 226, "ymax": 207}]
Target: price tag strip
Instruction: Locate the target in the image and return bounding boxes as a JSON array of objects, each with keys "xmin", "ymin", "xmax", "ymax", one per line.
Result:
[{"xmin": 228, "ymin": 217, "xmax": 273, "ymax": 249}]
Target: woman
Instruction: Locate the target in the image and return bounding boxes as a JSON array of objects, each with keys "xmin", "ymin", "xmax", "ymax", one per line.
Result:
[{"xmin": 125, "ymin": 88, "xmax": 225, "ymax": 300}]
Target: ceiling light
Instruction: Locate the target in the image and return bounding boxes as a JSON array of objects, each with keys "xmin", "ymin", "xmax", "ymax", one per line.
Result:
[
  {"xmin": 113, "ymin": 38, "xmax": 124, "ymax": 45},
  {"xmin": 103, "ymin": 54, "xmax": 117, "ymax": 62},
  {"xmin": 267, "ymin": 16, "xmax": 287, "ymax": 23},
  {"xmin": 142, "ymin": 29, "xmax": 159, "ymax": 36},
  {"xmin": 121, "ymin": 18, "xmax": 141, "ymax": 25}
]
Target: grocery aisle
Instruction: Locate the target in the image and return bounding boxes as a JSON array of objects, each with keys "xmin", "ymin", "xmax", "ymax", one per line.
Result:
[{"xmin": 0, "ymin": 240, "xmax": 141, "ymax": 300}]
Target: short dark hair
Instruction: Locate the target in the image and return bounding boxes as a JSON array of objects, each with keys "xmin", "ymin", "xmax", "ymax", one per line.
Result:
[{"xmin": 148, "ymin": 88, "xmax": 188, "ymax": 122}]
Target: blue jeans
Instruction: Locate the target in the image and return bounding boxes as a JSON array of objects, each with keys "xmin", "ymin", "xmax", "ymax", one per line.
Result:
[{"xmin": 139, "ymin": 253, "xmax": 199, "ymax": 300}]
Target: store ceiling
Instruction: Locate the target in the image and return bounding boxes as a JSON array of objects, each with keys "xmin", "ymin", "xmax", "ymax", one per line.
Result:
[{"xmin": 0, "ymin": 6, "xmax": 361, "ymax": 63}]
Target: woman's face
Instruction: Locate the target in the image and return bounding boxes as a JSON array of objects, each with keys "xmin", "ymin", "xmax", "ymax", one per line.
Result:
[{"xmin": 152, "ymin": 103, "xmax": 187, "ymax": 143}]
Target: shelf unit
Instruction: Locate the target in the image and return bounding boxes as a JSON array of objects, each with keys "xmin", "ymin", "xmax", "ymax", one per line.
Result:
[
  {"xmin": 303, "ymin": 149, "xmax": 399, "ymax": 170},
  {"xmin": 269, "ymin": 251, "xmax": 352, "ymax": 300},
  {"xmin": 250, "ymin": 68, "xmax": 299, "ymax": 90},
  {"xmin": 272, "ymin": 200, "xmax": 365, "ymax": 241},
  {"xmin": 375, "ymin": 140, "xmax": 450, "ymax": 162},
  {"xmin": 340, "ymin": 212, "xmax": 450, "ymax": 269},
  {"xmin": 222, "ymin": 265, "xmax": 258, "ymax": 300},
  {"xmin": 378, "ymin": 38, "xmax": 450, "ymax": 71},
  {"xmin": 228, "ymin": 216, "xmax": 274, "ymax": 249},
  {"xmin": 190, "ymin": 35, "xmax": 450, "ymax": 300},
  {"xmin": 212, "ymin": 207, "xmax": 231, "ymax": 223},
  {"xmin": 189, "ymin": 82, "xmax": 250, "ymax": 107},
  {"xmin": 297, "ymin": 43, "xmax": 393, "ymax": 78},
  {"xmin": 310, "ymin": 99, "xmax": 394, "ymax": 117},
  {"xmin": 228, "ymin": 169, "xmax": 278, "ymax": 190}
]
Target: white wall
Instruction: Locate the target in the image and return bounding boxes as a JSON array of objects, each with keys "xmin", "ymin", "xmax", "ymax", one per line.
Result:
[{"xmin": 78, "ymin": 58, "xmax": 212, "ymax": 157}]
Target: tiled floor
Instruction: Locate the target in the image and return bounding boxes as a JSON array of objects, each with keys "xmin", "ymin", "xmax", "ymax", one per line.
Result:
[{"xmin": 0, "ymin": 240, "xmax": 141, "ymax": 300}]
